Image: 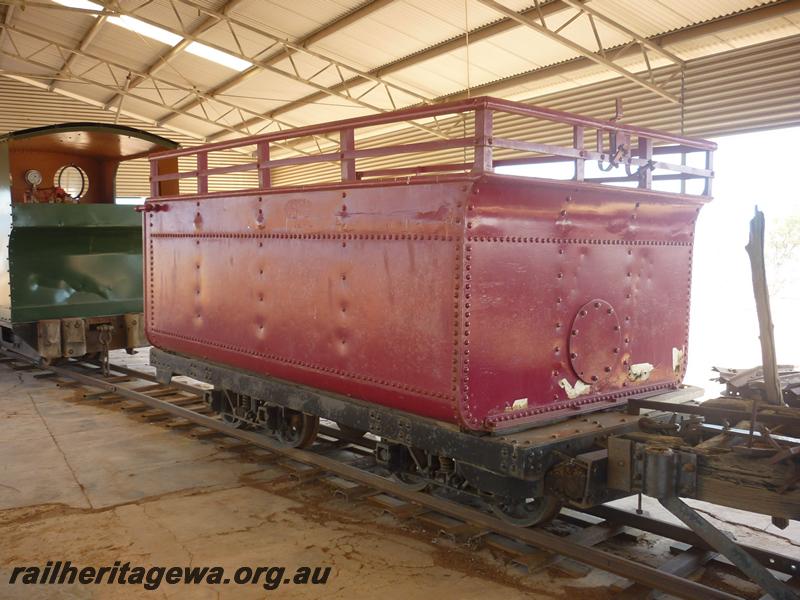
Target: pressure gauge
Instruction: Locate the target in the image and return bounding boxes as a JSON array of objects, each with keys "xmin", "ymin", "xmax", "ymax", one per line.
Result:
[{"xmin": 24, "ymin": 169, "xmax": 43, "ymax": 187}]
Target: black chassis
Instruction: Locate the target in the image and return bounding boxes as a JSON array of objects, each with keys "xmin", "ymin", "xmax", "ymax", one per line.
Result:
[{"xmin": 151, "ymin": 348, "xmax": 694, "ymax": 494}]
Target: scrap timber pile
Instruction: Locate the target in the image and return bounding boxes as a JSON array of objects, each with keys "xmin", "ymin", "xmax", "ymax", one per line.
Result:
[{"xmin": 716, "ymin": 366, "xmax": 800, "ymax": 408}]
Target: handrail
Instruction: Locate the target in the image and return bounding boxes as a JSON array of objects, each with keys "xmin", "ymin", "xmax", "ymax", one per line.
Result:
[{"xmin": 149, "ymin": 95, "xmax": 716, "ymax": 199}]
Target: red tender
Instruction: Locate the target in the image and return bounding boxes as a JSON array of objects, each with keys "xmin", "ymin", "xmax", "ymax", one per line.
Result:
[{"xmin": 143, "ymin": 97, "xmax": 714, "ymax": 432}]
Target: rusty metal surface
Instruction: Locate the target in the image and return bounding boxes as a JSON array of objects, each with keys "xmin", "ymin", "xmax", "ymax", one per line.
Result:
[
  {"xmin": 146, "ymin": 178, "xmax": 466, "ymax": 424},
  {"xmin": 467, "ymin": 176, "xmax": 701, "ymax": 429},
  {"xmin": 145, "ymin": 171, "xmax": 703, "ymax": 431}
]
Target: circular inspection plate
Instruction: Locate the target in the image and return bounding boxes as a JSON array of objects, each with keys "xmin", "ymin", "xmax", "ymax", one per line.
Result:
[{"xmin": 568, "ymin": 298, "xmax": 622, "ymax": 384}]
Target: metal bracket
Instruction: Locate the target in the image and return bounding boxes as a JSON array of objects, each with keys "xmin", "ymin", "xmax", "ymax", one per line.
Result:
[
  {"xmin": 608, "ymin": 439, "xmax": 696, "ymax": 497},
  {"xmin": 660, "ymin": 495, "xmax": 798, "ymax": 600},
  {"xmin": 396, "ymin": 416, "xmax": 412, "ymax": 446},
  {"xmin": 61, "ymin": 318, "xmax": 86, "ymax": 358},
  {"xmin": 368, "ymin": 409, "xmax": 382, "ymax": 435},
  {"xmin": 636, "ymin": 448, "xmax": 798, "ymax": 599},
  {"xmin": 36, "ymin": 319, "xmax": 61, "ymax": 360}
]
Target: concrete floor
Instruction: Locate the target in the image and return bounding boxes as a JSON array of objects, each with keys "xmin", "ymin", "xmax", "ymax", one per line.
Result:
[{"xmin": 1, "ymin": 350, "xmax": 797, "ymax": 599}]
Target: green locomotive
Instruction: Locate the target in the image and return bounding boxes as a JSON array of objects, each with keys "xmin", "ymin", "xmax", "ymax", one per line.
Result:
[{"xmin": 0, "ymin": 123, "xmax": 177, "ymax": 362}]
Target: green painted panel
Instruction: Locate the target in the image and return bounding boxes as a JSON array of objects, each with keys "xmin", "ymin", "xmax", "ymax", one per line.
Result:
[
  {"xmin": 11, "ymin": 203, "xmax": 142, "ymax": 228},
  {"xmin": 6, "ymin": 204, "xmax": 143, "ymax": 323}
]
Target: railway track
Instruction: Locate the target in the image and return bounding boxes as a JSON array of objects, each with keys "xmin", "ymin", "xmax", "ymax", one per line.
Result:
[{"xmin": 2, "ymin": 351, "xmax": 798, "ymax": 600}]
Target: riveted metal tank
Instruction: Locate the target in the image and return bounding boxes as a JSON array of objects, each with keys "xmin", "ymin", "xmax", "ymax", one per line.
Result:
[{"xmin": 143, "ymin": 97, "xmax": 715, "ymax": 432}]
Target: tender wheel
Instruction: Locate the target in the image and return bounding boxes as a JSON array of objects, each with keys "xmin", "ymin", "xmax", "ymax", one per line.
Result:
[
  {"xmin": 213, "ymin": 390, "xmax": 247, "ymax": 429},
  {"xmin": 278, "ymin": 410, "xmax": 319, "ymax": 448},
  {"xmin": 220, "ymin": 411, "xmax": 246, "ymax": 429},
  {"xmin": 490, "ymin": 496, "xmax": 562, "ymax": 527},
  {"xmin": 390, "ymin": 471, "xmax": 428, "ymax": 492}
]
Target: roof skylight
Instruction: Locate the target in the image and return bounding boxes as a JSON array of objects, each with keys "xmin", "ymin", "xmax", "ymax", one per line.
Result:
[
  {"xmin": 108, "ymin": 15, "xmax": 183, "ymax": 46},
  {"xmin": 185, "ymin": 42, "xmax": 252, "ymax": 72},
  {"xmin": 52, "ymin": 0, "xmax": 103, "ymax": 10},
  {"xmin": 52, "ymin": 1, "xmax": 254, "ymax": 70}
]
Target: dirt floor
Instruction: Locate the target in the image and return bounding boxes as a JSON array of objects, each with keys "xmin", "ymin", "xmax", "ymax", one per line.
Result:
[{"xmin": 1, "ymin": 350, "xmax": 797, "ymax": 599}]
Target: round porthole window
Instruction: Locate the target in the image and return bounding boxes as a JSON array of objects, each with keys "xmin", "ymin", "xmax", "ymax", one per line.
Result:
[{"xmin": 54, "ymin": 165, "xmax": 89, "ymax": 200}]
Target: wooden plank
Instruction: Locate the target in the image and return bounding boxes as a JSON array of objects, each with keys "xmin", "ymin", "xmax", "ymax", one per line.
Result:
[
  {"xmin": 368, "ymin": 494, "xmax": 428, "ymax": 519},
  {"xmin": 324, "ymin": 476, "xmax": 378, "ymax": 501}
]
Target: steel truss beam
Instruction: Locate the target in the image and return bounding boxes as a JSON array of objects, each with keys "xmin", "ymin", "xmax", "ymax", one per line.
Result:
[
  {"xmin": 134, "ymin": 0, "xmax": 449, "ymax": 140},
  {"xmin": 171, "ymin": 0, "xmax": 432, "ymax": 104},
  {"xmin": 434, "ymin": 0, "xmax": 800, "ymax": 101},
  {"xmin": 0, "ymin": 25, "xmax": 339, "ymax": 155},
  {"xmin": 0, "ymin": 5, "xmax": 12, "ymax": 47},
  {"xmin": 1, "ymin": 0, "xmax": 795, "ymax": 146},
  {"xmin": 48, "ymin": 13, "xmax": 107, "ymax": 91},
  {"xmin": 209, "ymin": 0, "xmax": 686, "ymax": 137},
  {"xmin": 202, "ymin": 0, "xmax": 684, "ymax": 137},
  {"xmin": 0, "ymin": 0, "xmax": 434, "ymax": 115},
  {"xmin": 210, "ymin": 0, "xmax": 799, "ymax": 142},
  {"xmin": 158, "ymin": 0, "xmax": 395, "ymax": 126},
  {"xmin": 100, "ymin": 0, "xmax": 248, "ymax": 111},
  {"xmin": 0, "ymin": 0, "xmax": 450, "ymax": 140},
  {"xmin": 559, "ymin": 0, "xmax": 683, "ymax": 65},
  {"xmin": 0, "ymin": 0, "xmax": 680, "ymax": 140},
  {"xmin": 207, "ymin": 0, "xmax": 576, "ymax": 140},
  {"xmin": 475, "ymin": 0, "xmax": 680, "ymax": 103}
]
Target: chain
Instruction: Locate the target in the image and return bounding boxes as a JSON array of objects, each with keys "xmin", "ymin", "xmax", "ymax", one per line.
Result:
[{"xmin": 97, "ymin": 324, "xmax": 114, "ymax": 377}]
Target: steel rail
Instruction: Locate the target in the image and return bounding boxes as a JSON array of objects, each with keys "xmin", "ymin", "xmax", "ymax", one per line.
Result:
[
  {"xmin": 588, "ymin": 505, "xmax": 799, "ymax": 576},
  {"xmin": 35, "ymin": 359, "xmax": 745, "ymax": 600}
]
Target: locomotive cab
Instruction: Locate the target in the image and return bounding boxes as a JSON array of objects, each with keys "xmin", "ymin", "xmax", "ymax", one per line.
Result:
[{"xmin": 0, "ymin": 123, "xmax": 178, "ymax": 362}]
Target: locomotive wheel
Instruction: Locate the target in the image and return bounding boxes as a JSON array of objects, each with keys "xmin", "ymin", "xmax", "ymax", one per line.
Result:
[
  {"xmin": 490, "ymin": 495, "xmax": 562, "ymax": 527},
  {"xmin": 278, "ymin": 410, "xmax": 320, "ymax": 448}
]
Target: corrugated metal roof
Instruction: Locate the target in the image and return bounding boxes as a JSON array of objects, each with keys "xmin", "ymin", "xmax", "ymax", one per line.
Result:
[
  {"xmin": 1, "ymin": 0, "xmax": 797, "ymax": 147},
  {"xmin": 229, "ymin": 0, "xmax": 359, "ymax": 40}
]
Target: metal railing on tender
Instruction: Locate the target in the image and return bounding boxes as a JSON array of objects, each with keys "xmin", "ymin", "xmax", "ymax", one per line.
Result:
[{"xmin": 147, "ymin": 96, "xmax": 716, "ymax": 200}]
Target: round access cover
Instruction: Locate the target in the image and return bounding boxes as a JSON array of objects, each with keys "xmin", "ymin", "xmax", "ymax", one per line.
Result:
[{"xmin": 568, "ymin": 298, "xmax": 622, "ymax": 384}]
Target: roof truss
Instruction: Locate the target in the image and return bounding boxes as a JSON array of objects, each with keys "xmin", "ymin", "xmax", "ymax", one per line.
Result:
[
  {"xmin": 0, "ymin": 22, "xmax": 336, "ymax": 150},
  {"xmin": 0, "ymin": 0, "xmax": 795, "ymax": 146},
  {"xmin": 0, "ymin": 0, "xmax": 456, "ymax": 140},
  {"xmin": 157, "ymin": 0, "xmax": 395, "ymax": 127},
  {"xmin": 475, "ymin": 0, "xmax": 681, "ymax": 103}
]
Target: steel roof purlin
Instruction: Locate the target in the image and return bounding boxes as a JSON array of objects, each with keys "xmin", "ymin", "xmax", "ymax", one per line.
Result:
[
  {"xmin": 0, "ymin": 5, "xmax": 13, "ymax": 49},
  {"xmin": 474, "ymin": 0, "xmax": 680, "ymax": 103},
  {"xmin": 203, "ymin": 0, "xmax": 580, "ymax": 140},
  {"xmin": 48, "ymin": 12, "xmax": 108, "ymax": 92},
  {"xmin": 156, "ymin": 0, "xmax": 397, "ymax": 127},
  {"xmin": 100, "ymin": 0, "xmax": 251, "ymax": 112}
]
